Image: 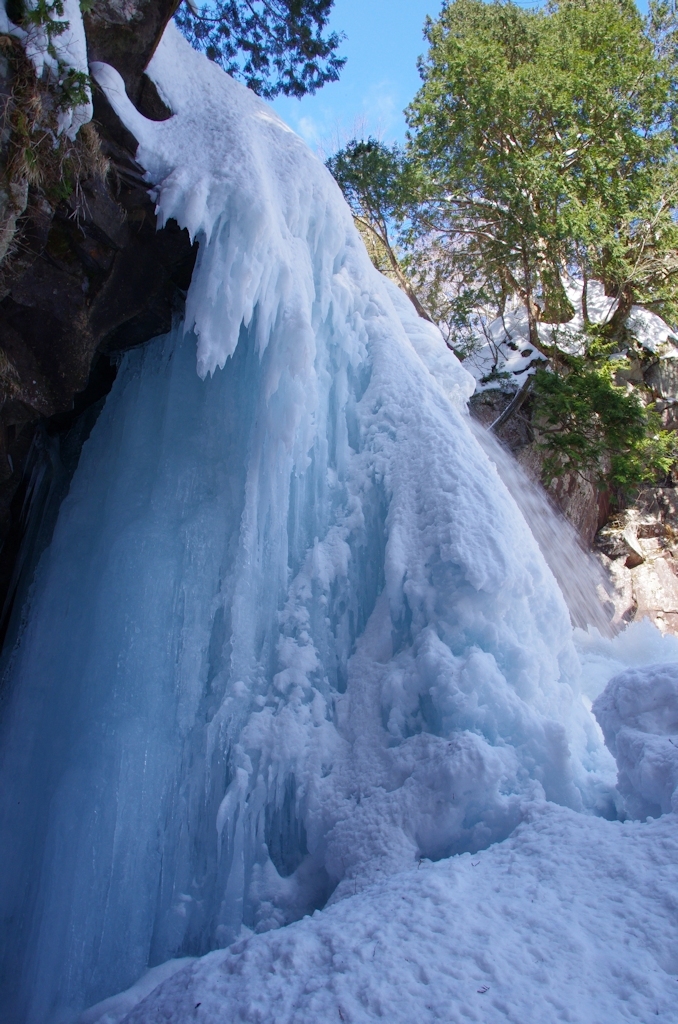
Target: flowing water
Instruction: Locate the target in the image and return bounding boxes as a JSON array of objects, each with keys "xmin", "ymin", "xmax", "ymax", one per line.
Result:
[{"xmin": 471, "ymin": 421, "xmax": 614, "ymax": 636}]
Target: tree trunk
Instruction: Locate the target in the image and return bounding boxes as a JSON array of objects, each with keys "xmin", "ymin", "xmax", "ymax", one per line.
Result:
[{"xmin": 602, "ymin": 284, "xmax": 634, "ymax": 341}]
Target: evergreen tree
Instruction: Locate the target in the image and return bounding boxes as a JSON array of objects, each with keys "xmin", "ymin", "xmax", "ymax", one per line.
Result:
[
  {"xmin": 327, "ymin": 0, "xmax": 678, "ymax": 492},
  {"xmin": 326, "ymin": 139, "xmax": 432, "ymax": 320},
  {"xmin": 176, "ymin": 0, "xmax": 345, "ymax": 98},
  {"xmin": 406, "ymin": 0, "xmax": 678, "ymax": 345}
]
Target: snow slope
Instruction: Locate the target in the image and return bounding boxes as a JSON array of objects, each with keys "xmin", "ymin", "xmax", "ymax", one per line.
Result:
[{"xmin": 86, "ymin": 803, "xmax": 678, "ymax": 1024}]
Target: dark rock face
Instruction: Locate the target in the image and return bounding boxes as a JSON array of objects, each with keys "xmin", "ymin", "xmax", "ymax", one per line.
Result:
[
  {"xmin": 0, "ymin": 0, "xmax": 197, "ymax": 626},
  {"xmin": 85, "ymin": 0, "xmax": 179, "ymax": 106}
]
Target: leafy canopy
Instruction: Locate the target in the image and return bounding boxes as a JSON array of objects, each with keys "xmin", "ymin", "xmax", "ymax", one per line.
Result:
[
  {"xmin": 326, "ymin": 0, "xmax": 678, "ymax": 493},
  {"xmin": 326, "ymin": 139, "xmax": 433, "ymax": 320},
  {"xmin": 175, "ymin": 0, "xmax": 345, "ymax": 98},
  {"xmin": 405, "ymin": 0, "xmax": 678, "ymax": 338}
]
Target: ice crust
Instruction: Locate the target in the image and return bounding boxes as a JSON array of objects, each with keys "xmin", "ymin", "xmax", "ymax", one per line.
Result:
[
  {"xmin": 594, "ymin": 662, "xmax": 678, "ymax": 819},
  {"xmin": 0, "ymin": 24, "xmax": 668, "ymax": 1024}
]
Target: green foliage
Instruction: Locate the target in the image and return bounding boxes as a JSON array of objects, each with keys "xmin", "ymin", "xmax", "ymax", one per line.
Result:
[
  {"xmin": 405, "ymin": 0, "xmax": 678, "ymax": 340},
  {"xmin": 8, "ymin": 0, "xmax": 68, "ymax": 42},
  {"xmin": 175, "ymin": 0, "xmax": 345, "ymax": 98},
  {"xmin": 325, "ymin": 2, "xmax": 678, "ymax": 492},
  {"xmin": 326, "ymin": 138, "xmax": 406, "ymax": 225},
  {"xmin": 326, "ymin": 138, "xmax": 433, "ymax": 321},
  {"xmin": 532, "ymin": 355, "xmax": 677, "ymax": 491}
]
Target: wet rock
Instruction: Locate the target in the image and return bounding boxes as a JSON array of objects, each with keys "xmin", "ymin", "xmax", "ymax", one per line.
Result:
[{"xmin": 594, "ymin": 488, "xmax": 678, "ymax": 635}]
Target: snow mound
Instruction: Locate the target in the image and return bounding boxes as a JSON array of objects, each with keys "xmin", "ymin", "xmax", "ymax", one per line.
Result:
[
  {"xmin": 91, "ymin": 805, "xmax": 678, "ymax": 1024},
  {"xmin": 594, "ymin": 663, "xmax": 678, "ymax": 819}
]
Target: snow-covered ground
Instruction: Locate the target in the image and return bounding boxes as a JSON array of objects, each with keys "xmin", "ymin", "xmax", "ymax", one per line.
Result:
[{"xmin": 87, "ymin": 804, "xmax": 678, "ymax": 1024}]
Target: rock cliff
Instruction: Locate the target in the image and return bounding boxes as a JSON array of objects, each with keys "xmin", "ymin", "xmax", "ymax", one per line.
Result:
[{"xmin": 0, "ymin": 0, "xmax": 196, "ymax": 628}]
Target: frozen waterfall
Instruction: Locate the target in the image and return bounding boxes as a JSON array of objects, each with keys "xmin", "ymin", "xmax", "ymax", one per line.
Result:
[{"xmin": 0, "ymin": 26, "xmax": 615, "ymax": 1024}]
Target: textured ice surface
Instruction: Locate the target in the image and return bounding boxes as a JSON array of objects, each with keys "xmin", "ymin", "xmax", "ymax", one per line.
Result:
[
  {"xmin": 0, "ymin": 25, "xmax": 645, "ymax": 1024},
  {"xmin": 594, "ymin": 662, "xmax": 678, "ymax": 819},
  {"xmin": 86, "ymin": 804, "xmax": 678, "ymax": 1024}
]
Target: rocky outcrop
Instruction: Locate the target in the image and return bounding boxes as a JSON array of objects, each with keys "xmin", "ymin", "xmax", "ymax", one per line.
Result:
[
  {"xmin": 0, "ymin": 0, "xmax": 197, "ymax": 624},
  {"xmin": 470, "ymin": 388, "xmax": 609, "ymax": 547},
  {"xmin": 596, "ymin": 488, "xmax": 678, "ymax": 634}
]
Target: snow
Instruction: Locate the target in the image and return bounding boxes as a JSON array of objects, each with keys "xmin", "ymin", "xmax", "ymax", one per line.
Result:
[
  {"xmin": 0, "ymin": 21, "xmax": 676, "ymax": 1024},
  {"xmin": 465, "ymin": 304, "xmax": 547, "ymax": 393},
  {"xmin": 0, "ymin": 0, "xmax": 92, "ymax": 139},
  {"xmin": 465, "ymin": 278, "xmax": 678, "ymax": 393},
  {"xmin": 79, "ymin": 961, "xmax": 196, "ymax": 1024},
  {"xmin": 594, "ymin": 663, "xmax": 678, "ymax": 819},
  {"xmin": 86, "ymin": 804, "xmax": 678, "ymax": 1024}
]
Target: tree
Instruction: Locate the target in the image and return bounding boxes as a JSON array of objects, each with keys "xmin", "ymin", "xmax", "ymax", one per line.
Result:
[
  {"xmin": 326, "ymin": 138, "xmax": 432, "ymax": 321},
  {"xmin": 327, "ymin": 1, "xmax": 678, "ymax": 493},
  {"xmin": 531, "ymin": 356, "xmax": 677, "ymax": 490},
  {"xmin": 175, "ymin": 0, "xmax": 345, "ymax": 98},
  {"xmin": 405, "ymin": 0, "xmax": 678, "ymax": 348}
]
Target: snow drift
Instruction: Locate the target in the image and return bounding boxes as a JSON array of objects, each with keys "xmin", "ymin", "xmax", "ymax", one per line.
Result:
[
  {"xmin": 594, "ymin": 662, "xmax": 678, "ymax": 819},
  {"xmin": 83, "ymin": 803, "xmax": 678, "ymax": 1024},
  {"xmin": 0, "ymin": 24, "xmax": 638, "ymax": 1024}
]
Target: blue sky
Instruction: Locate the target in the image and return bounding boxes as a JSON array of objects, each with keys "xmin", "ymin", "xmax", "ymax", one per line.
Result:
[{"xmin": 272, "ymin": 0, "xmax": 650, "ymax": 156}]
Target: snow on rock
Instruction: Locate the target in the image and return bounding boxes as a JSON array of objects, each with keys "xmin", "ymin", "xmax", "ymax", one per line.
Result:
[
  {"xmin": 0, "ymin": 0, "xmax": 92, "ymax": 138},
  {"xmin": 594, "ymin": 663, "xmax": 678, "ymax": 819},
  {"xmin": 464, "ymin": 304, "xmax": 547, "ymax": 393},
  {"xmin": 91, "ymin": 804, "xmax": 678, "ymax": 1024},
  {"xmin": 465, "ymin": 278, "xmax": 678, "ymax": 394}
]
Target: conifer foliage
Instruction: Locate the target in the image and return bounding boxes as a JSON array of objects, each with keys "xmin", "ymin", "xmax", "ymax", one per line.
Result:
[
  {"xmin": 176, "ymin": 0, "xmax": 345, "ymax": 98},
  {"xmin": 328, "ymin": 0, "xmax": 678, "ymax": 494}
]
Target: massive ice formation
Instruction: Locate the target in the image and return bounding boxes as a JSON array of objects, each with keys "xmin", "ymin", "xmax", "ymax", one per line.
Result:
[{"xmin": 0, "ymin": 26, "xmax": 615, "ymax": 1024}]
